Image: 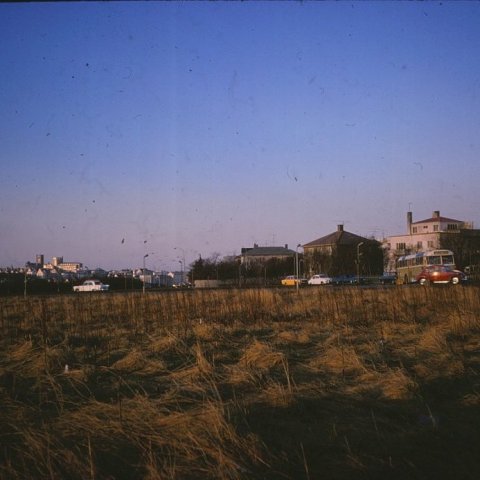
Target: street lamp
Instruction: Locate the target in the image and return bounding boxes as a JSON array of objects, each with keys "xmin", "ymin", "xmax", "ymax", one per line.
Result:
[
  {"xmin": 178, "ymin": 260, "xmax": 183, "ymax": 286},
  {"xmin": 143, "ymin": 253, "xmax": 149, "ymax": 294},
  {"xmin": 356, "ymin": 242, "xmax": 364, "ymax": 284},
  {"xmin": 174, "ymin": 247, "xmax": 186, "ymax": 270},
  {"xmin": 296, "ymin": 244, "xmax": 302, "ymax": 293}
]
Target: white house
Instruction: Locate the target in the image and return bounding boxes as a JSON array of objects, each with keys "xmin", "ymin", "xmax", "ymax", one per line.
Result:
[{"xmin": 385, "ymin": 210, "xmax": 476, "ymax": 271}]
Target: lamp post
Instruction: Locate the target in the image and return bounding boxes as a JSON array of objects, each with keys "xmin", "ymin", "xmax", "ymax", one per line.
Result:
[
  {"xmin": 356, "ymin": 242, "xmax": 364, "ymax": 284},
  {"xmin": 296, "ymin": 244, "xmax": 301, "ymax": 293},
  {"xmin": 178, "ymin": 260, "xmax": 183, "ymax": 286},
  {"xmin": 174, "ymin": 247, "xmax": 186, "ymax": 283},
  {"xmin": 143, "ymin": 253, "xmax": 149, "ymax": 294}
]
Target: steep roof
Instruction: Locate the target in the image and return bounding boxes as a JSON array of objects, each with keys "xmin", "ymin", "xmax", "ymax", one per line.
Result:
[{"xmin": 303, "ymin": 227, "xmax": 379, "ymax": 248}]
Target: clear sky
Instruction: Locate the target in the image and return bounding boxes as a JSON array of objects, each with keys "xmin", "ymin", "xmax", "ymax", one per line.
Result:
[{"xmin": 1, "ymin": 2, "xmax": 480, "ymax": 271}]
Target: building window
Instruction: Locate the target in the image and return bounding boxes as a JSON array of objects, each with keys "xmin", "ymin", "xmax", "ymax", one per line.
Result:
[
  {"xmin": 447, "ymin": 224, "xmax": 458, "ymax": 231},
  {"xmin": 417, "ymin": 241, "xmax": 423, "ymax": 249},
  {"xmin": 433, "ymin": 225, "xmax": 439, "ymax": 232},
  {"xmin": 396, "ymin": 242, "xmax": 406, "ymax": 251},
  {"xmin": 428, "ymin": 241, "xmax": 434, "ymax": 248},
  {"xmin": 412, "ymin": 227, "xmax": 417, "ymax": 233}
]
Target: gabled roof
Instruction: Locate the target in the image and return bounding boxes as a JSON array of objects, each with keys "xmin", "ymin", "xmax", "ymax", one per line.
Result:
[
  {"xmin": 243, "ymin": 246, "xmax": 296, "ymax": 257},
  {"xmin": 303, "ymin": 228, "xmax": 379, "ymax": 248}
]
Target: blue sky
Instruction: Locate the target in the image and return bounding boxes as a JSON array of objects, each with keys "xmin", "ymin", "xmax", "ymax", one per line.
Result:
[{"xmin": 1, "ymin": 2, "xmax": 480, "ymax": 270}]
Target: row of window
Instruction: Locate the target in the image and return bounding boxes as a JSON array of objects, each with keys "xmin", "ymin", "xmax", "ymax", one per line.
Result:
[
  {"xmin": 396, "ymin": 241, "xmax": 436, "ymax": 251},
  {"xmin": 412, "ymin": 224, "xmax": 458, "ymax": 234},
  {"xmin": 397, "ymin": 254, "xmax": 454, "ymax": 269}
]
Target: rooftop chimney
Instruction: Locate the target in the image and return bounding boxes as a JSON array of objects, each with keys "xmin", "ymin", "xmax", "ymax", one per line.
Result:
[
  {"xmin": 284, "ymin": 244, "xmax": 288, "ymax": 249},
  {"xmin": 407, "ymin": 211, "xmax": 412, "ymax": 234},
  {"xmin": 337, "ymin": 224, "xmax": 344, "ymax": 232},
  {"xmin": 433, "ymin": 210, "xmax": 440, "ymax": 219}
]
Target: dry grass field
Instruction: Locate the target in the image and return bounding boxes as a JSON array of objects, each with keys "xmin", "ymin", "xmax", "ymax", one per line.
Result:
[{"xmin": 1, "ymin": 285, "xmax": 480, "ymax": 479}]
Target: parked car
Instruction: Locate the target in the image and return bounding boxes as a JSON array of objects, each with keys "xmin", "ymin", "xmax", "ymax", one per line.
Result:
[
  {"xmin": 73, "ymin": 279, "xmax": 109, "ymax": 292},
  {"xmin": 330, "ymin": 275, "xmax": 357, "ymax": 285},
  {"xmin": 464, "ymin": 265, "xmax": 480, "ymax": 282},
  {"xmin": 281, "ymin": 275, "xmax": 307, "ymax": 286},
  {"xmin": 379, "ymin": 273, "xmax": 397, "ymax": 285},
  {"xmin": 415, "ymin": 265, "xmax": 466, "ymax": 285},
  {"xmin": 308, "ymin": 273, "xmax": 332, "ymax": 285}
]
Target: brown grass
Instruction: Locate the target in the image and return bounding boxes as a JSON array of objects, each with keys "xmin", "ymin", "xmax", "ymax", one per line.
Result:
[{"xmin": 1, "ymin": 285, "xmax": 480, "ymax": 479}]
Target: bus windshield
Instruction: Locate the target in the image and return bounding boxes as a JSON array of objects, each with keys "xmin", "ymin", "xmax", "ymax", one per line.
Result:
[
  {"xmin": 428, "ymin": 256, "xmax": 441, "ymax": 265},
  {"xmin": 426, "ymin": 254, "xmax": 454, "ymax": 266}
]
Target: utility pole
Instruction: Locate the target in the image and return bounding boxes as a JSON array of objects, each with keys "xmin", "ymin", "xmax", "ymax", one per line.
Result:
[
  {"xmin": 296, "ymin": 244, "xmax": 301, "ymax": 293},
  {"xmin": 143, "ymin": 253, "xmax": 149, "ymax": 294},
  {"xmin": 178, "ymin": 260, "xmax": 183, "ymax": 286},
  {"xmin": 356, "ymin": 242, "xmax": 364, "ymax": 284}
]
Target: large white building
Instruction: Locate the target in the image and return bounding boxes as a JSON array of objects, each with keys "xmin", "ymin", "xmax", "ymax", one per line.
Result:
[
  {"xmin": 385, "ymin": 210, "xmax": 477, "ymax": 271},
  {"xmin": 42, "ymin": 255, "xmax": 83, "ymax": 273}
]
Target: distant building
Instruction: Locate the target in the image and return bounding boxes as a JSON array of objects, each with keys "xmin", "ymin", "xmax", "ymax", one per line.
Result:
[
  {"xmin": 58, "ymin": 262, "xmax": 83, "ymax": 273},
  {"xmin": 91, "ymin": 268, "xmax": 108, "ymax": 277},
  {"xmin": 36, "ymin": 267, "xmax": 61, "ymax": 280},
  {"xmin": 52, "ymin": 256, "xmax": 63, "ymax": 267},
  {"xmin": 25, "ymin": 267, "xmax": 37, "ymax": 276},
  {"xmin": 385, "ymin": 210, "xmax": 480, "ymax": 270},
  {"xmin": 36, "ymin": 254, "xmax": 44, "ymax": 268},
  {"xmin": 238, "ymin": 244, "xmax": 296, "ymax": 266},
  {"xmin": 44, "ymin": 256, "xmax": 82, "ymax": 273},
  {"xmin": 303, "ymin": 225, "xmax": 383, "ymax": 276},
  {"xmin": 134, "ymin": 268, "xmax": 181, "ymax": 288},
  {"xmin": 36, "ymin": 268, "xmax": 49, "ymax": 279}
]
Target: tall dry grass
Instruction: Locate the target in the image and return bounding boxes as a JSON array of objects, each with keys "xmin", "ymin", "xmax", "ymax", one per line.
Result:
[{"xmin": 1, "ymin": 285, "xmax": 480, "ymax": 479}]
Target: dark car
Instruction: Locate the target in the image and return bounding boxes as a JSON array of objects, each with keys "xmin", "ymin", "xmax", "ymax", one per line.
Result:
[
  {"xmin": 330, "ymin": 275, "xmax": 358, "ymax": 285},
  {"xmin": 379, "ymin": 273, "xmax": 397, "ymax": 285},
  {"xmin": 415, "ymin": 265, "xmax": 466, "ymax": 285}
]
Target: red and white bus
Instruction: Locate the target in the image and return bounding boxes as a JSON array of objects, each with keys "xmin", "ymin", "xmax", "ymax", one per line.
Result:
[{"xmin": 396, "ymin": 249, "xmax": 455, "ymax": 284}]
